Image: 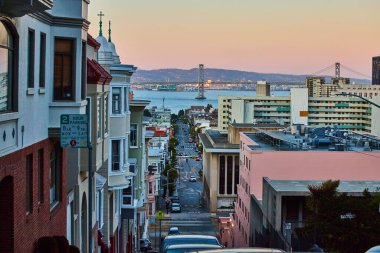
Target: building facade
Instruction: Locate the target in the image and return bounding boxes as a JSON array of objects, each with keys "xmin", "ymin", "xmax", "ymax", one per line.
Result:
[
  {"xmin": 372, "ymin": 56, "xmax": 380, "ymax": 85},
  {"xmin": 218, "ymin": 88, "xmax": 380, "ymax": 136},
  {"xmin": 0, "ymin": 0, "xmax": 89, "ymax": 252}
]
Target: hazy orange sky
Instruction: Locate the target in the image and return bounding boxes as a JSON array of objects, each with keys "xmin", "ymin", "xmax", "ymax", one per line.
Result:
[{"xmin": 88, "ymin": 0, "xmax": 379, "ymax": 78}]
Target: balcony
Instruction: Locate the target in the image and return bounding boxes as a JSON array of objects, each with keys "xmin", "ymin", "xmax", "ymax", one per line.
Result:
[{"xmin": 0, "ymin": 0, "xmax": 53, "ymax": 17}]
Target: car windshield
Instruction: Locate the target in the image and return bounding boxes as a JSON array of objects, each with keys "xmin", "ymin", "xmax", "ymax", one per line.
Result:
[{"xmin": 172, "ymin": 203, "xmax": 180, "ymax": 207}]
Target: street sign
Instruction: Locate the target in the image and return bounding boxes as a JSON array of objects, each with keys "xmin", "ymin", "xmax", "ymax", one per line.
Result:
[
  {"xmin": 156, "ymin": 210, "xmax": 164, "ymax": 220},
  {"xmin": 60, "ymin": 114, "xmax": 88, "ymax": 148}
]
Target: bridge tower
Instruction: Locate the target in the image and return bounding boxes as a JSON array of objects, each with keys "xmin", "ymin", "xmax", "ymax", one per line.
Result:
[
  {"xmin": 195, "ymin": 64, "xmax": 206, "ymax": 99},
  {"xmin": 335, "ymin": 62, "xmax": 340, "ymax": 78}
]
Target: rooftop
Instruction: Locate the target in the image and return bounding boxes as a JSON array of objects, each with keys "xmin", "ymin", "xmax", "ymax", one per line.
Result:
[
  {"xmin": 130, "ymin": 99, "xmax": 150, "ymax": 107},
  {"xmin": 199, "ymin": 130, "xmax": 239, "ymax": 151},
  {"xmin": 229, "ymin": 123, "xmax": 287, "ymax": 129},
  {"xmin": 244, "ymin": 127, "xmax": 380, "ymax": 152},
  {"xmin": 265, "ymin": 178, "xmax": 380, "ymax": 194}
]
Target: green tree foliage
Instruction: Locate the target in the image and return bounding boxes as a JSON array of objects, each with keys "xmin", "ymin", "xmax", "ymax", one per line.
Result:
[
  {"xmin": 297, "ymin": 180, "xmax": 380, "ymax": 253},
  {"xmin": 178, "ymin": 109, "xmax": 185, "ymax": 117},
  {"xmin": 170, "ymin": 113, "xmax": 178, "ymax": 124},
  {"xmin": 206, "ymin": 104, "xmax": 213, "ymax": 110},
  {"xmin": 143, "ymin": 109, "xmax": 152, "ymax": 117}
]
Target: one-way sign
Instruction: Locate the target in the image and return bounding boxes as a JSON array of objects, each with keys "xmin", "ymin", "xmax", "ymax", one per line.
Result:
[{"xmin": 60, "ymin": 114, "xmax": 88, "ymax": 148}]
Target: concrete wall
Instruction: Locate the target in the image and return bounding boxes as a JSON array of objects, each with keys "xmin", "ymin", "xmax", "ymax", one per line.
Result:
[{"xmin": 290, "ymin": 88, "xmax": 308, "ymax": 125}]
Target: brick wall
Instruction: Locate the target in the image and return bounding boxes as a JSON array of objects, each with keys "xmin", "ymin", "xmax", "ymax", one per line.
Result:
[{"xmin": 0, "ymin": 138, "xmax": 67, "ymax": 253}]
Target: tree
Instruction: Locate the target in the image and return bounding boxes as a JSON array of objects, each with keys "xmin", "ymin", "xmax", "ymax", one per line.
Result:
[
  {"xmin": 296, "ymin": 180, "xmax": 380, "ymax": 253},
  {"xmin": 170, "ymin": 113, "xmax": 178, "ymax": 124},
  {"xmin": 143, "ymin": 109, "xmax": 152, "ymax": 117},
  {"xmin": 178, "ymin": 109, "xmax": 185, "ymax": 117},
  {"xmin": 206, "ymin": 104, "xmax": 213, "ymax": 110}
]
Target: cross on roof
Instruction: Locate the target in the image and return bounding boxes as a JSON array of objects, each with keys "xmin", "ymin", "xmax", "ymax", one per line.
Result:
[
  {"xmin": 108, "ymin": 20, "xmax": 112, "ymax": 42},
  {"xmin": 97, "ymin": 11, "xmax": 105, "ymax": 36}
]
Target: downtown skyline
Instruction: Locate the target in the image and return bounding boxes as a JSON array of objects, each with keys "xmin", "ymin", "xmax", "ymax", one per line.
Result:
[{"xmin": 88, "ymin": 0, "xmax": 379, "ymax": 78}]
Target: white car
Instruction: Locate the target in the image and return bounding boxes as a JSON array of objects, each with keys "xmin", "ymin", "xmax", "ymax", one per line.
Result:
[{"xmin": 189, "ymin": 176, "xmax": 197, "ymax": 182}]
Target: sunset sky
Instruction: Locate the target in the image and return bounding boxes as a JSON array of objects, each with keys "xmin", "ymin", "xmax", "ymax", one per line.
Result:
[{"xmin": 88, "ymin": 0, "xmax": 379, "ymax": 78}]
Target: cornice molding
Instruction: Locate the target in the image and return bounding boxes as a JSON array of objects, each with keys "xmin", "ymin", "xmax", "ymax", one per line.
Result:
[{"xmin": 29, "ymin": 11, "xmax": 90, "ymax": 31}]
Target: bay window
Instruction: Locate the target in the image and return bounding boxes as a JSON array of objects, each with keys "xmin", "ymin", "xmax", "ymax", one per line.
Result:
[
  {"xmin": 111, "ymin": 140, "xmax": 120, "ymax": 171},
  {"xmin": 0, "ymin": 19, "xmax": 17, "ymax": 112},
  {"xmin": 54, "ymin": 38, "xmax": 74, "ymax": 100}
]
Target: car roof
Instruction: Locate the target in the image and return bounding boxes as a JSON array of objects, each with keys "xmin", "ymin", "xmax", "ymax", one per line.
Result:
[
  {"xmin": 195, "ymin": 248, "xmax": 285, "ymax": 253},
  {"xmin": 164, "ymin": 235, "xmax": 217, "ymax": 240},
  {"xmin": 169, "ymin": 227, "xmax": 179, "ymax": 231},
  {"xmin": 166, "ymin": 244, "xmax": 222, "ymax": 249}
]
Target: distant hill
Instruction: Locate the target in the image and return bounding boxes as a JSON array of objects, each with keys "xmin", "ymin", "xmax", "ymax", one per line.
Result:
[{"xmin": 130, "ymin": 68, "xmax": 371, "ymax": 84}]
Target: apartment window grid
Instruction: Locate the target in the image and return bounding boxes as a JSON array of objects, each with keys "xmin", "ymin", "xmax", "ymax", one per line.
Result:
[{"xmin": 219, "ymin": 154, "xmax": 239, "ymax": 195}]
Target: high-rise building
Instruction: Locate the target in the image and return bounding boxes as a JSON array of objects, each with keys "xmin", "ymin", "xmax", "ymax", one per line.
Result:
[{"xmin": 372, "ymin": 56, "xmax": 380, "ymax": 85}]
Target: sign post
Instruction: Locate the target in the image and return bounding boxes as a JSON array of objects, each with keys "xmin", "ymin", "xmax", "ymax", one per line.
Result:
[
  {"xmin": 156, "ymin": 210, "xmax": 164, "ymax": 251},
  {"xmin": 60, "ymin": 114, "xmax": 92, "ymax": 252}
]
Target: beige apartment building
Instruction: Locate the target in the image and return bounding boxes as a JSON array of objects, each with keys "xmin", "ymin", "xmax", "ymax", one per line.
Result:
[{"xmin": 218, "ymin": 88, "xmax": 380, "ymax": 136}]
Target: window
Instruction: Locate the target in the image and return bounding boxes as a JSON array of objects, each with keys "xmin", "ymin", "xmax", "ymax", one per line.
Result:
[
  {"xmin": 96, "ymin": 189, "xmax": 104, "ymax": 229},
  {"xmin": 27, "ymin": 29, "xmax": 35, "ymax": 88},
  {"xmin": 50, "ymin": 144, "xmax": 61, "ymax": 207},
  {"xmin": 26, "ymin": 154, "xmax": 33, "ymax": 213},
  {"xmin": 219, "ymin": 155, "xmax": 225, "ymax": 194},
  {"xmin": 54, "ymin": 38, "xmax": 74, "ymax": 100},
  {"xmin": 97, "ymin": 97, "xmax": 101, "ymax": 139},
  {"xmin": 39, "ymin": 33, "xmax": 46, "ymax": 88},
  {"xmin": 104, "ymin": 95, "xmax": 109, "ymax": 134},
  {"xmin": 226, "ymin": 156, "xmax": 233, "ymax": 194},
  {"xmin": 234, "ymin": 156, "xmax": 239, "ymax": 194},
  {"xmin": 124, "ymin": 87, "xmax": 128, "ymax": 113},
  {"xmin": 148, "ymin": 182, "xmax": 153, "ymax": 194},
  {"xmin": 112, "ymin": 87, "xmax": 121, "ymax": 114},
  {"xmin": 130, "ymin": 124, "xmax": 137, "ymax": 147},
  {"xmin": 0, "ymin": 20, "xmax": 17, "ymax": 112},
  {"xmin": 129, "ymin": 164, "xmax": 136, "ymax": 174},
  {"xmin": 122, "ymin": 186, "xmax": 132, "ymax": 206},
  {"xmin": 111, "ymin": 140, "xmax": 120, "ymax": 171},
  {"xmin": 38, "ymin": 149, "xmax": 44, "ymax": 203}
]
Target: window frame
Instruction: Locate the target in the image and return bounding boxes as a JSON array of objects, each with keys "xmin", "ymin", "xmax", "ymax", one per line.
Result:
[
  {"xmin": 27, "ymin": 28, "xmax": 35, "ymax": 89},
  {"xmin": 38, "ymin": 148, "xmax": 44, "ymax": 204},
  {"xmin": 39, "ymin": 32, "xmax": 46, "ymax": 88},
  {"xmin": 53, "ymin": 37, "xmax": 76, "ymax": 101},
  {"xmin": 112, "ymin": 87, "xmax": 122, "ymax": 114},
  {"xmin": 111, "ymin": 139, "xmax": 121, "ymax": 172},
  {"xmin": 50, "ymin": 144, "xmax": 62, "ymax": 209},
  {"xmin": 130, "ymin": 123, "xmax": 138, "ymax": 147},
  {"xmin": 0, "ymin": 17, "xmax": 18, "ymax": 113}
]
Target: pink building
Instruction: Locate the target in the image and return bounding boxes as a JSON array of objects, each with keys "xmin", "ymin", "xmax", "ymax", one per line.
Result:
[{"xmin": 231, "ymin": 129, "xmax": 380, "ymax": 248}]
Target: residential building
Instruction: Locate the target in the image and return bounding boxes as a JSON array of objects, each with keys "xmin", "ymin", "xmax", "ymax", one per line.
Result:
[
  {"xmin": 122, "ymin": 98, "xmax": 150, "ymax": 253},
  {"xmin": 372, "ymin": 56, "xmax": 380, "ymax": 85},
  {"xmin": 96, "ymin": 19, "xmax": 137, "ymax": 253},
  {"xmin": 230, "ymin": 128, "xmax": 380, "ymax": 248},
  {"xmin": 256, "ymin": 81, "xmax": 270, "ymax": 96},
  {"xmin": 0, "ymin": 1, "xmax": 89, "ymax": 252},
  {"xmin": 334, "ymin": 84, "xmax": 380, "ymax": 99},
  {"xmin": 258, "ymin": 178, "xmax": 380, "ymax": 251},
  {"xmin": 151, "ymin": 106, "xmax": 171, "ymax": 128},
  {"xmin": 218, "ymin": 87, "xmax": 380, "ymax": 136},
  {"xmin": 199, "ymin": 123, "xmax": 285, "ymax": 212}
]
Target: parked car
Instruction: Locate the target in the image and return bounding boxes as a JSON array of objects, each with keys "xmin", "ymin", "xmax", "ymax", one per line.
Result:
[
  {"xmin": 171, "ymin": 203, "xmax": 181, "ymax": 213},
  {"xmin": 169, "ymin": 196, "xmax": 180, "ymax": 203},
  {"xmin": 196, "ymin": 157, "xmax": 201, "ymax": 161},
  {"xmin": 195, "ymin": 248, "xmax": 285, "ymax": 253},
  {"xmin": 189, "ymin": 176, "xmax": 197, "ymax": 182},
  {"xmin": 168, "ymin": 227, "xmax": 180, "ymax": 236},
  {"xmin": 139, "ymin": 238, "xmax": 152, "ymax": 252},
  {"xmin": 366, "ymin": 246, "xmax": 380, "ymax": 253},
  {"xmin": 164, "ymin": 244, "xmax": 222, "ymax": 253},
  {"xmin": 162, "ymin": 235, "xmax": 221, "ymax": 251}
]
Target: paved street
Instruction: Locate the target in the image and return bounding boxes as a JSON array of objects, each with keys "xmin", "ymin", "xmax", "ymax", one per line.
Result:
[{"xmin": 148, "ymin": 122, "xmax": 218, "ymax": 252}]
